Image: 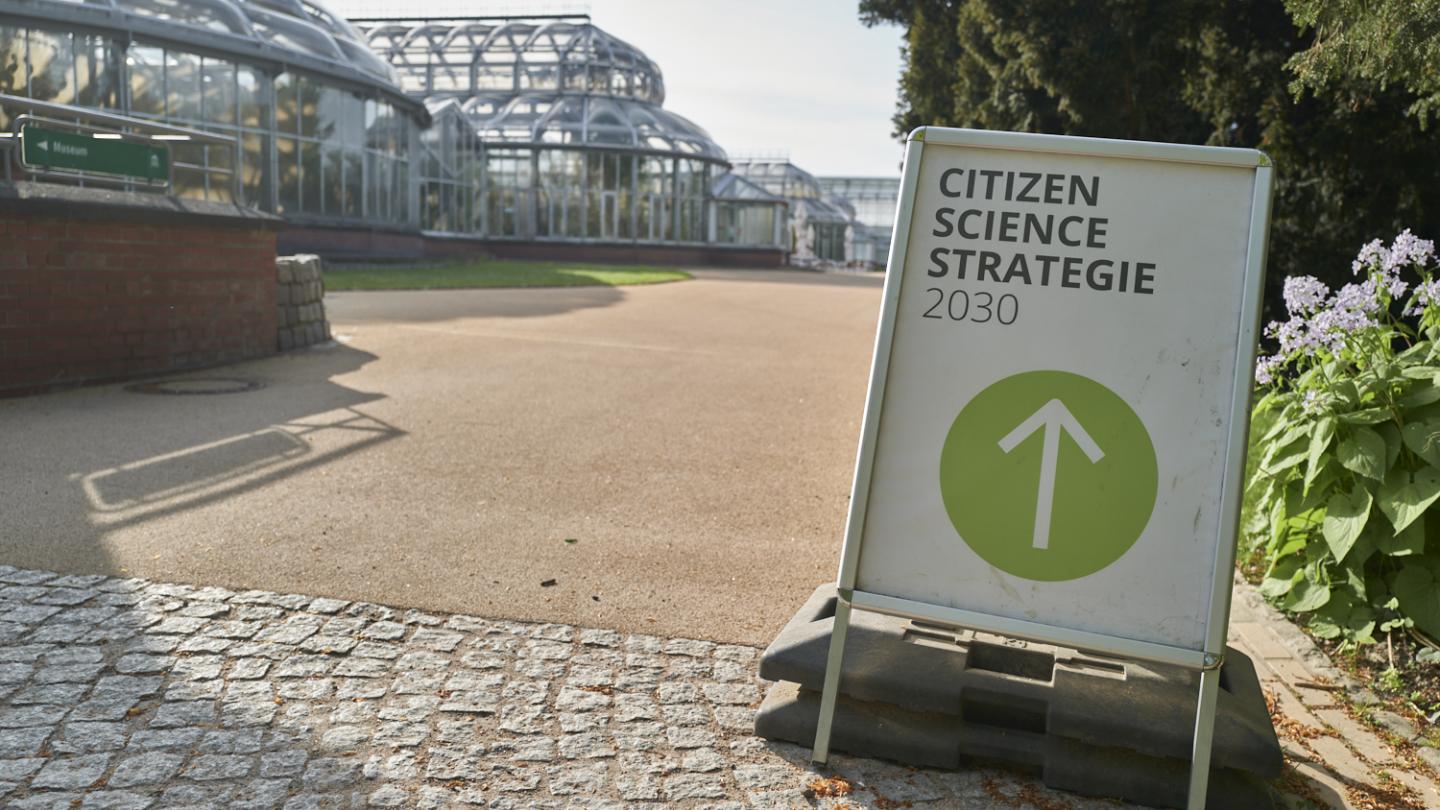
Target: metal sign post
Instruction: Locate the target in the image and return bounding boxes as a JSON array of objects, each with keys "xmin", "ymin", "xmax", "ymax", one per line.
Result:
[{"xmin": 811, "ymin": 127, "xmax": 1273, "ymax": 810}]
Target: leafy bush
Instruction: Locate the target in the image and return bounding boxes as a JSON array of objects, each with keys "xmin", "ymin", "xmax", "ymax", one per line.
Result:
[{"xmin": 1246, "ymin": 230, "xmax": 1440, "ymax": 647}]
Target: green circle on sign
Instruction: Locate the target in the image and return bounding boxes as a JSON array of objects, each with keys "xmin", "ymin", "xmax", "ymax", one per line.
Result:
[{"xmin": 939, "ymin": 370, "xmax": 1158, "ymax": 581}]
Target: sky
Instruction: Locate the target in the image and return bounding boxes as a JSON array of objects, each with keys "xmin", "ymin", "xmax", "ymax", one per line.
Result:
[{"xmin": 330, "ymin": 0, "xmax": 908, "ymax": 178}]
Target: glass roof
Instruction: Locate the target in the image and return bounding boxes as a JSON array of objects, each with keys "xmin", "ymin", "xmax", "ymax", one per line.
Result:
[
  {"xmin": 711, "ymin": 172, "xmax": 784, "ymax": 202},
  {"xmin": 6, "ymin": 0, "xmax": 407, "ymax": 93},
  {"xmin": 360, "ymin": 19, "xmax": 726, "ymax": 162},
  {"xmin": 363, "ymin": 20, "xmax": 664, "ymax": 104},
  {"xmin": 729, "ymin": 160, "xmax": 826, "ymax": 200}
]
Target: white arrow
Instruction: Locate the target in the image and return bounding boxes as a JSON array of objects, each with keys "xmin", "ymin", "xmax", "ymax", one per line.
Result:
[{"xmin": 997, "ymin": 399, "xmax": 1105, "ymax": 550}]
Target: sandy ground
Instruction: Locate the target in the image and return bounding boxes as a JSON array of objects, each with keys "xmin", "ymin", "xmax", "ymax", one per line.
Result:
[{"xmin": 0, "ymin": 269, "xmax": 884, "ymax": 646}]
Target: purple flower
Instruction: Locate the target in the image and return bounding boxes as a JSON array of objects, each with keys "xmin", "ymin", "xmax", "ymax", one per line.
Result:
[
  {"xmin": 1405, "ymin": 278, "xmax": 1440, "ymax": 316},
  {"xmin": 1386, "ymin": 229, "xmax": 1435, "ymax": 271},
  {"xmin": 1354, "ymin": 239, "xmax": 1387, "ymax": 275},
  {"xmin": 1310, "ymin": 306, "xmax": 1375, "ymax": 353},
  {"xmin": 1333, "ymin": 280, "xmax": 1380, "ymax": 315},
  {"xmin": 1283, "ymin": 276, "xmax": 1330, "ymax": 315},
  {"xmin": 1255, "ymin": 355, "xmax": 1282, "ymax": 385}
]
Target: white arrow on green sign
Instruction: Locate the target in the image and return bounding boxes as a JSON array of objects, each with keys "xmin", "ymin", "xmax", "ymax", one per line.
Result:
[
  {"xmin": 998, "ymin": 398, "xmax": 1105, "ymax": 550},
  {"xmin": 939, "ymin": 370, "xmax": 1159, "ymax": 581}
]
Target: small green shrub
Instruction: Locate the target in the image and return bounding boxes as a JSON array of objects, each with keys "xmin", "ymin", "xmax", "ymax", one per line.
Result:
[{"xmin": 1246, "ymin": 230, "xmax": 1440, "ymax": 647}]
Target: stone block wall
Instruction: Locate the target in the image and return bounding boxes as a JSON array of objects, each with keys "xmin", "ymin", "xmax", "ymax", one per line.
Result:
[{"xmin": 275, "ymin": 255, "xmax": 330, "ymax": 351}]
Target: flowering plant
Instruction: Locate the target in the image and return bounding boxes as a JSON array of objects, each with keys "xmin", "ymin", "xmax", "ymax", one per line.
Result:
[{"xmin": 1246, "ymin": 230, "xmax": 1440, "ymax": 647}]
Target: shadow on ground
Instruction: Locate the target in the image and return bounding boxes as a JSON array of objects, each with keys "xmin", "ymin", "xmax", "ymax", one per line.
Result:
[{"xmin": 0, "ymin": 342, "xmax": 403, "ymax": 580}]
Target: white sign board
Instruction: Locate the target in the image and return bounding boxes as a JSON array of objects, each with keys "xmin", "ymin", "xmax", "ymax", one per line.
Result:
[{"xmin": 837, "ymin": 128, "xmax": 1272, "ymax": 667}]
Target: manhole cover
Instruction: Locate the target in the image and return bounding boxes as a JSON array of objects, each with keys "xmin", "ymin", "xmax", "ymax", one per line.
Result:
[{"xmin": 126, "ymin": 377, "xmax": 265, "ymax": 395}]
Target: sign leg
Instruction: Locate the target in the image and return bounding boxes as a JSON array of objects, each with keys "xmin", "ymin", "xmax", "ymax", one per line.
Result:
[
  {"xmin": 811, "ymin": 596, "xmax": 853, "ymax": 764},
  {"xmin": 1186, "ymin": 664, "xmax": 1222, "ymax": 809}
]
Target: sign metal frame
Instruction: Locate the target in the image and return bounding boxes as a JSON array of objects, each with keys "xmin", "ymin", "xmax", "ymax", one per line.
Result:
[{"xmin": 811, "ymin": 126, "xmax": 1274, "ymax": 810}]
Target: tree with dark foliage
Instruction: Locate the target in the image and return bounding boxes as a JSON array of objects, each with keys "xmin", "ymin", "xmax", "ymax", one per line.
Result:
[{"xmin": 861, "ymin": 0, "xmax": 1440, "ymax": 320}]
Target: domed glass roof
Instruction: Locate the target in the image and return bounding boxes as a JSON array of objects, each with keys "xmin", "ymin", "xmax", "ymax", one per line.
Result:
[
  {"xmin": 361, "ymin": 19, "xmax": 725, "ymax": 162},
  {"xmin": 7, "ymin": 0, "xmax": 411, "ymax": 103},
  {"xmin": 364, "ymin": 20, "xmax": 664, "ymax": 104}
]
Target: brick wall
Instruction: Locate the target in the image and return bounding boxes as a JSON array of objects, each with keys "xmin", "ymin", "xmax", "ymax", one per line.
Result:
[{"xmin": 0, "ymin": 185, "xmax": 281, "ymax": 396}]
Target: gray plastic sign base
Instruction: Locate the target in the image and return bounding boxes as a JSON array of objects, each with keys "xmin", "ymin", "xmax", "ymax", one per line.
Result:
[{"xmin": 756, "ymin": 586, "xmax": 1281, "ymax": 809}]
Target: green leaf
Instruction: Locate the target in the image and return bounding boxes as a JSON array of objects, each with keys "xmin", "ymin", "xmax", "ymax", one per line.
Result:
[
  {"xmin": 1375, "ymin": 518, "xmax": 1425, "ymax": 556},
  {"xmin": 1284, "ymin": 577, "xmax": 1331, "ymax": 612},
  {"xmin": 1399, "ymin": 382, "xmax": 1440, "ymax": 409},
  {"xmin": 1338, "ymin": 426, "xmax": 1387, "ymax": 480},
  {"xmin": 1264, "ymin": 448, "xmax": 1307, "ymax": 475},
  {"xmin": 1344, "ymin": 563, "xmax": 1369, "ymax": 600},
  {"xmin": 1338, "ymin": 407, "xmax": 1392, "ymax": 425},
  {"xmin": 1333, "ymin": 380, "xmax": 1361, "ymax": 408},
  {"xmin": 1259, "ymin": 556, "xmax": 1303, "ymax": 599},
  {"xmin": 1307, "ymin": 614, "xmax": 1343, "ymax": 639},
  {"xmin": 1403, "ymin": 419, "xmax": 1440, "ymax": 468},
  {"xmin": 1379, "ymin": 422, "xmax": 1404, "ymax": 472},
  {"xmin": 1268, "ymin": 493, "xmax": 1289, "ymax": 547},
  {"xmin": 1274, "ymin": 535, "xmax": 1307, "ymax": 560},
  {"xmin": 1305, "ymin": 417, "xmax": 1335, "ymax": 489},
  {"xmin": 1308, "ymin": 591, "xmax": 1355, "ymax": 640},
  {"xmin": 1322, "ymin": 486, "xmax": 1371, "ymax": 563},
  {"xmin": 1377, "ymin": 467, "xmax": 1440, "ymax": 533},
  {"xmin": 1399, "ymin": 342, "xmax": 1430, "ymax": 363},
  {"xmin": 1392, "ymin": 566, "xmax": 1440, "ymax": 639},
  {"xmin": 1261, "ymin": 411, "xmax": 1294, "ymax": 441}
]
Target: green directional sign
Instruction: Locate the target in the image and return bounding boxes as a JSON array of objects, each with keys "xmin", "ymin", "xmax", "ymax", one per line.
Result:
[
  {"xmin": 939, "ymin": 370, "xmax": 1158, "ymax": 582},
  {"xmin": 20, "ymin": 125, "xmax": 169, "ymax": 183}
]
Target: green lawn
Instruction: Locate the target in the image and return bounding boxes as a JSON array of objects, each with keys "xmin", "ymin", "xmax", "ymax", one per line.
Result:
[{"xmin": 324, "ymin": 261, "xmax": 690, "ymax": 291}]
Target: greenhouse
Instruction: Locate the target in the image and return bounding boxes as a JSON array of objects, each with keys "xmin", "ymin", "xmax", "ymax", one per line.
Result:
[
  {"xmin": 358, "ymin": 18, "xmax": 776, "ymax": 248},
  {"xmin": 0, "ymin": 4, "xmax": 848, "ymax": 261},
  {"xmin": 730, "ymin": 158, "xmax": 854, "ymax": 264},
  {"xmin": 0, "ymin": 0, "xmax": 428, "ymax": 230}
]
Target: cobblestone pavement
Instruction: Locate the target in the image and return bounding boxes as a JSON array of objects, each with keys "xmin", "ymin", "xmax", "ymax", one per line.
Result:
[
  {"xmin": 0, "ymin": 565, "xmax": 1138, "ymax": 810},
  {"xmin": 0, "ymin": 564, "xmax": 1434, "ymax": 810}
]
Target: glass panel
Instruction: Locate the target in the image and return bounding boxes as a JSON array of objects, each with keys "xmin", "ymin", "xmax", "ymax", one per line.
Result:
[
  {"xmin": 127, "ymin": 45, "xmax": 166, "ymax": 118},
  {"xmin": 0, "ymin": 26, "xmax": 24, "ymax": 127},
  {"xmin": 375, "ymin": 155, "xmax": 390, "ymax": 222},
  {"xmin": 585, "ymin": 152, "xmax": 602, "ymax": 238},
  {"xmin": 0, "ymin": 26, "xmax": 20, "ymax": 91},
  {"xmin": 277, "ymin": 136, "xmax": 299, "ymax": 213},
  {"xmin": 300, "ymin": 138, "xmax": 321, "ymax": 213},
  {"xmin": 242, "ymin": 132, "xmax": 270, "ymax": 210},
  {"xmin": 365, "ymin": 151, "xmax": 378, "ymax": 219},
  {"xmin": 344, "ymin": 150, "xmax": 363, "ymax": 218},
  {"xmin": 617, "ymin": 154, "xmax": 633, "ymax": 239},
  {"xmin": 75, "ymin": 34, "xmax": 117, "ymax": 109},
  {"xmin": 297, "ymin": 75, "xmax": 324, "ymax": 138},
  {"xmin": 238, "ymin": 67, "xmax": 267, "ymax": 129},
  {"xmin": 201, "ymin": 57, "xmax": 236, "ymax": 125},
  {"xmin": 323, "ymin": 145, "xmax": 343, "ymax": 216},
  {"xmin": 165, "ymin": 49, "xmax": 201, "ymax": 122},
  {"xmin": 340, "ymin": 92, "xmax": 364, "ymax": 149},
  {"xmin": 26, "ymin": 29, "xmax": 75, "ymax": 105},
  {"xmin": 274, "ymin": 72, "xmax": 298, "ymax": 134},
  {"xmin": 395, "ymin": 159, "xmax": 410, "ymax": 224}
]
